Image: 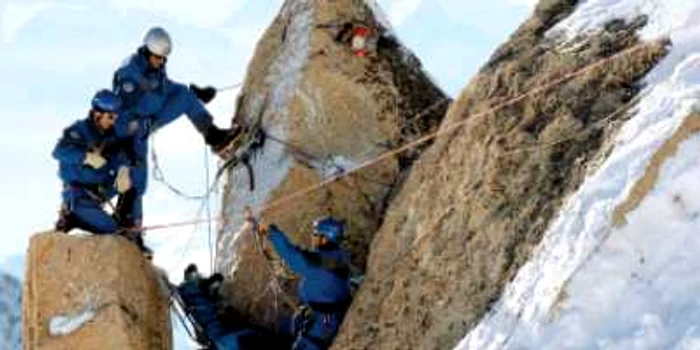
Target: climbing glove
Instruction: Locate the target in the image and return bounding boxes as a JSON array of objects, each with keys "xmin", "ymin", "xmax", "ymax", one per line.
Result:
[
  {"xmin": 190, "ymin": 84, "xmax": 217, "ymax": 104},
  {"xmin": 115, "ymin": 166, "xmax": 132, "ymax": 194},
  {"xmin": 83, "ymin": 150, "xmax": 107, "ymax": 169}
]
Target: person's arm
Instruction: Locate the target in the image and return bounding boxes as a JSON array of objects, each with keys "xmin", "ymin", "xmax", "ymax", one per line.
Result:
[
  {"xmin": 266, "ymin": 225, "xmax": 312, "ymax": 275},
  {"xmin": 52, "ymin": 123, "xmax": 89, "ymax": 165}
]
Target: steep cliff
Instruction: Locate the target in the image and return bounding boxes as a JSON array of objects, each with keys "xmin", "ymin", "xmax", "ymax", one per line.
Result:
[
  {"xmin": 333, "ymin": 1, "xmax": 668, "ymax": 349},
  {"xmin": 215, "ymin": 0, "xmax": 448, "ymax": 330},
  {"xmin": 23, "ymin": 232, "xmax": 171, "ymax": 350}
]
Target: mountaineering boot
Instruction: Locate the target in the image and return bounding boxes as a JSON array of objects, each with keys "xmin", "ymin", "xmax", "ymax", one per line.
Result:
[
  {"xmin": 205, "ymin": 124, "xmax": 243, "ymax": 156},
  {"xmin": 130, "ymin": 232, "xmax": 154, "ymax": 259},
  {"xmin": 114, "ymin": 189, "xmax": 153, "ymax": 258},
  {"xmin": 54, "ymin": 207, "xmax": 77, "ymax": 233},
  {"xmin": 118, "ymin": 229, "xmax": 153, "ymax": 258}
]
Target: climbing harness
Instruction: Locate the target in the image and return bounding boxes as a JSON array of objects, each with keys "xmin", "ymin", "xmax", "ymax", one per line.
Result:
[{"xmin": 213, "ymin": 97, "xmax": 269, "ymax": 190}]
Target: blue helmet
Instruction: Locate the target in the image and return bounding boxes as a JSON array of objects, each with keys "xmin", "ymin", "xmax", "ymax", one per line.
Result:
[
  {"xmin": 313, "ymin": 217, "xmax": 345, "ymax": 244},
  {"xmin": 91, "ymin": 89, "xmax": 122, "ymax": 113}
]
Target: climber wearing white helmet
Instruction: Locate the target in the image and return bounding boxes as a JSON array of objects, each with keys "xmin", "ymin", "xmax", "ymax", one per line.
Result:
[{"xmin": 110, "ymin": 26, "xmax": 241, "ymax": 240}]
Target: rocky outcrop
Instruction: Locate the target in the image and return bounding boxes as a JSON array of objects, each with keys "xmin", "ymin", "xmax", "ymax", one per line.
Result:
[
  {"xmin": 0, "ymin": 273, "xmax": 21, "ymax": 350},
  {"xmin": 332, "ymin": 1, "xmax": 668, "ymax": 349},
  {"xmin": 23, "ymin": 232, "xmax": 171, "ymax": 350},
  {"xmin": 216, "ymin": 0, "xmax": 448, "ymax": 330}
]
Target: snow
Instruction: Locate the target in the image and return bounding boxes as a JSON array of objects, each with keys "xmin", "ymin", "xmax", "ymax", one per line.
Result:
[
  {"xmin": 456, "ymin": 1, "xmax": 700, "ymax": 349},
  {"xmin": 550, "ymin": 0, "xmax": 699, "ymax": 41},
  {"xmin": 216, "ymin": 0, "xmax": 313, "ymax": 273},
  {"xmin": 49, "ymin": 307, "xmax": 97, "ymax": 337}
]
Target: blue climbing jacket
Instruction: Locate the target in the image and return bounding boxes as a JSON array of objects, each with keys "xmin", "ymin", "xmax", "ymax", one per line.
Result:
[
  {"xmin": 52, "ymin": 116, "xmax": 122, "ymax": 188},
  {"xmin": 112, "ymin": 46, "xmax": 171, "ymax": 118},
  {"xmin": 267, "ymin": 225, "xmax": 353, "ymax": 306},
  {"xmin": 267, "ymin": 226, "xmax": 353, "ymax": 350},
  {"xmin": 178, "ymin": 279, "xmax": 260, "ymax": 350},
  {"xmin": 112, "ymin": 46, "xmax": 211, "ymax": 139}
]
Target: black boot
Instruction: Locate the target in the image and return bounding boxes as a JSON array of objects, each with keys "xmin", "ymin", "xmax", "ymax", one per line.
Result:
[
  {"xmin": 205, "ymin": 124, "xmax": 243, "ymax": 155},
  {"xmin": 130, "ymin": 233, "xmax": 154, "ymax": 258},
  {"xmin": 117, "ymin": 229, "xmax": 153, "ymax": 258},
  {"xmin": 189, "ymin": 84, "xmax": 217, "ymax": 104},
  {"xmin": 54, "ymin": 207, "xmax": 77, "ymax": 233},
  {"xmin": 115, "ymin": 190, "xmax": 153, "ymax": 258}
]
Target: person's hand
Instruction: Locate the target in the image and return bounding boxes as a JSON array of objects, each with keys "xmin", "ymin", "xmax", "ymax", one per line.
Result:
[
  {"xmin": 84, "ymin": 150, "xmax": 106, "ymax": 169},
  {"xmin": 115, "ymin": 166, "xmax": 132, "ymax": 193},
  {"xmin": 190, "ymin": 84, "xmax": 216, "ymax": 104},
  {"xmin": 244, "ymin": 206, "xmax": 269, "ymax": 237},
  {"xmin": 257, "ymin": 224, "xmax": 269, "ymax": 237}
]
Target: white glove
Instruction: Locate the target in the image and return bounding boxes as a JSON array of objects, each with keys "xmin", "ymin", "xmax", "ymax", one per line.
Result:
[
  {"xmin": 115, "ymin": 166, "xmax": 132, "ymax": 194},
  {"xmin": 83, "ymin": 150, "xmax": 106, "ymax": 169}
]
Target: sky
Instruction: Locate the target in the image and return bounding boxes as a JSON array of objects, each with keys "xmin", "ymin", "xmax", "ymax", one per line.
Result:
[{"xmin": 0, "ymin": 0, "xmax": 535, "ymax": 276}]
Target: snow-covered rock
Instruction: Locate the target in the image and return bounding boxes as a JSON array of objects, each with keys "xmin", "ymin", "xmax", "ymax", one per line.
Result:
[
  {"xmin": 215, "ymin": 0, "xmax": 448, "ymax": 331},
  {"xmin": 334, "ymin": 0, "xmax": 670, "ymax": 348},
  {"xmin": 459, "ymin": 0, "xmax": 700, "ymax": 349}
]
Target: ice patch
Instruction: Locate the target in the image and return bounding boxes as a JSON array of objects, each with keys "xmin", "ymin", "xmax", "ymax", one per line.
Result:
[{"xmin": 49, "ymin": 307, "xmax": 96, "ymax": 337}]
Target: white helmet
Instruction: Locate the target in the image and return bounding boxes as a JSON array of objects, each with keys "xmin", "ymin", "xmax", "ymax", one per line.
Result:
[{"xmin": 143, "ymin": 27, "xmax": 172, "ymax": 57}]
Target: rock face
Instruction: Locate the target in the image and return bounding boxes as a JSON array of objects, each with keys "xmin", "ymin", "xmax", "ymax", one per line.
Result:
[
  {"xmin": 332, "ymin": 1, "xmax": 667, "ymax": 349},
  {"xmin": 215, "ymin": 0, "xmax": 448, "ymax": 330},
  {"xmin": 0, "ymin": 273, "xmax": 21, "ymax": 350},
  {"xmin": 23, "ymin": 232, "xmax": 171, "ymax": 350}
]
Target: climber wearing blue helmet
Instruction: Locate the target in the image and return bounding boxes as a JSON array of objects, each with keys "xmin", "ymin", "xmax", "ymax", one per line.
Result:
[
  {"xmin": 111, "ymin": 26, "xmax": 242, "ymax": 242},
  {"xmin": 53, "ymin": 89, "xmax": 150, "ymax": 254},
  {"xmin": 248, "ymin": 215, "xmax": 353, "ymax": 350}
]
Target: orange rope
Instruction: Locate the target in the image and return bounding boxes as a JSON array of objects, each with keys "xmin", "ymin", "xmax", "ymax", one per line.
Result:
[{"xmin": 140, "ymin": 40, "xmax": 658, "ymax": 233}]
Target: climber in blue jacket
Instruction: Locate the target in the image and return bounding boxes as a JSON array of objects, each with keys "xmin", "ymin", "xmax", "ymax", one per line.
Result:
[
  {"xmin": 177, "ymin": 264, "xmax": 260, "ymax": 350},
  {"xmin": 53, "ymin": 90, "xmax": 148, "ymax": 253},
  {"xmin": 111, "ymin": 26, "xmax": 242, "ymax": 237},
  {"xmin": 249, "ymin": 216, "xmax": 353, "ymax": 350}
]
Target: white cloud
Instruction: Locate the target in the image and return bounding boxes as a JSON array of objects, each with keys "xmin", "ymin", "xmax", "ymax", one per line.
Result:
[
  {"xmin": 1, "ymin": 2, "xmax": 54, "ymax": 43},
  {"xmin": 108, "ymin": 0, "xmax": 250, "ymax": 29}
]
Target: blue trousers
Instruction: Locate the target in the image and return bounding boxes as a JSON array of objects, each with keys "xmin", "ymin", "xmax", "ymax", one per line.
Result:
[
  {"xmin": 178, "ymin": 281, "xmax": 262, "ymax": 350},
  {"xmin": 61, "ymin": 186, "xmax": 120, "ymax": 234},
  {"xmin": 117, "ymin": 82, "xmax": 214, "ymax": 227},
  {"xmin": 292, "ymin": 308, "xmax": 344, "ymax": 350}
]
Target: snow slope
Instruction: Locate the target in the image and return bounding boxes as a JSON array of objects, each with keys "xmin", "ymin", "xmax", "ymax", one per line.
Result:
[
  {"xmin": 457, "ymin": 1, "xmax": 700, "ymax": 349},
  {"xmin": 0, "ymin": 273, "xmax": 21, "ymax": 350}
]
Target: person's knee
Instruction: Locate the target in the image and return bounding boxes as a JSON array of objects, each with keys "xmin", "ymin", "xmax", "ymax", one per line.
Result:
[
  {"xmin": 72, "ymin": 205, "xmax": 120, "ymax": 234},
  {"xmin": 168, "ymin": 82, "xmax": 189, "ymax": 98}
]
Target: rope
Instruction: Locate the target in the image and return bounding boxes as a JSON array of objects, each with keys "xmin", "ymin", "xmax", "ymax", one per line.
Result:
[
  {"xmin": 204, "ymin": 145, "xmax": 215, "ymax": 273},
  {"xmin": 217, "ymin": 82, "xmax": 243, "ymax": 92},
  {"xmin": 137, "ymin": 38, "xmax": 661, "ymax": 233},
  {"xmin": 246, "ymin": 208, "xmax": 299, "ymax": 310},
  {"xmin": 170, "ymin": 297, "xmax": 201, "ymax": 343},
  {"xmin": 497, "ymin": 89, "xmax": 648, "ymax": 158},
  {"xmin": 150, "ymin": 135, "xmax": 216, "ymax": 201}
]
